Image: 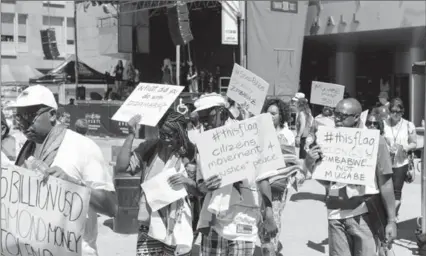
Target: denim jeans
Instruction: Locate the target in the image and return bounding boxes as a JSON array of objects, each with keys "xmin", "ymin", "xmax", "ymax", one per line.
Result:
[{"xmin": 328, "ymin": 213, "xmax": 378, "ymax": 256}]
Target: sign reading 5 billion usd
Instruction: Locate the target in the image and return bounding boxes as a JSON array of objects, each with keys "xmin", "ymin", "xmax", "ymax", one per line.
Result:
[
  {"xmin": 197, "ymin": 114, "xmax": 285, "ymax": 187},
  {"xmin": 312, "ymin": 126, "xmax": 380, "ymax": 187}
]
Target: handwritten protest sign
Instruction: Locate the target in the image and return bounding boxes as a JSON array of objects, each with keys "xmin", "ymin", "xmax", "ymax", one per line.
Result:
[
  {"xmin": 112, "ymin": 83, "xmax": 185, "ymax": 127},
  {"xmin": 142, "ymin": 168, "xmax": 188, "ymax": 212},
  {"xmin": 0, "ymin": 166, "xmax": 90, "ymax": 256},
  {"xmin": 310, "ymin": 81, "xmax": 345, "ymax": 108},
  {"xmin": 226, "ymin": 64, "xmax": 269, "ymax": 115},
  {"xmin": 312, "ymin": 126, "xmax": 380, "ymax": 186},
  {"xmin": 197, "ymin": 114, "xmax": 285, "ymax": 187}
]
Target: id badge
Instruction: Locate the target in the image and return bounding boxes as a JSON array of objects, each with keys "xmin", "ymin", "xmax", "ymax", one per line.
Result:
[{"xmin": 236, "ymin": 224, "xmax": 253, "ymax": 234}]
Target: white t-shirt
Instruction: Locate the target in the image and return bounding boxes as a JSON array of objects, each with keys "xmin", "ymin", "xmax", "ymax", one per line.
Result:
[
  {"xmin": 51, "ymin": 130, "xmax": 115, "ymax": 256},
  {"xmin": 383, "ymin": 118, "xmax": 416, "ymax": 168}
]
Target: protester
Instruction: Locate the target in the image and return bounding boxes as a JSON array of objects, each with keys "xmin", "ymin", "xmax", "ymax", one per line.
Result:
[
  {"xmin": 161, "ymin": 58, "xmax": 174, "ymax": 84},
  {"xmin": 115, "ymin": 110, "xmax": 198, "ymax": 256},
  {"xmin": 192, "ymin": 93, "xmax": 278, "ymax": 256},
  {"xmin": 378, "ymin": 91, "xmax": 390, "ymax": 108},
  {"xmin": 1, "ymin": 111, "xmax": 17, "ymax": 167},
  {"xmin": 314, "ymin": 106, "xmax": 335, "ymax": 127},
  {"xmin": 187, "ymin": 61, "xmax": 198, "ymax": 94},
  {"xmin": 295, "ymin": 97, "xmax": 313, "ymax": 159},
  {"xmin": 304, "ymin": 98, "xmax": 397, "ymax": 256},
  {"xmin": 7, "ymin": 85, "xmax": 117, "ymax": 256},
  {"xmin": 75, "ymin": 118, "xmax": 89, "ymax": 135},
  {"xmin": 383, "ymin": 98, "xmax": 417, "ymax": 218},
  {"xmin": 365, "ymin": 112, "xmax": 385, "ymax": 134},
  {"xmin": 258, "ymin": 98, "xmax": 300, "ymax": 254}
]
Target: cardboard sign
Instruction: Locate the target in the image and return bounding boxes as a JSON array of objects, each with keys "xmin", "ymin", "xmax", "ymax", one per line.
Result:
[
  {"xmin": 197, "ymin": 113, "xmax": 285, "ymax": 187},
  {"xmin": 310, "ymin": 81, "xmax": 345, "ymax": 107},
  {"xmin": 0, "ymin": 166, "xmax": 91, "ymax": 256},
  {"xmin": 112, "ymin": 83, "xmax": 184, "ymax": 127},
  {"xmin": 226, "ymin": 64, "xmax": 269, "ymax": 115},
  {"xmin": 312, "ymin": 126, "xmax": 380, "ymax": 186}
]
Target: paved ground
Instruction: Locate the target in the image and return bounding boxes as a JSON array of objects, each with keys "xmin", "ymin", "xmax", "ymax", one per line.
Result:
[
  {"xmin": 95, "ymin": 179, "xmax": 423, "ymax": 256},
  {"xmin": 91, "ymin": 136, "xmax": 425, "ymax": 256}
]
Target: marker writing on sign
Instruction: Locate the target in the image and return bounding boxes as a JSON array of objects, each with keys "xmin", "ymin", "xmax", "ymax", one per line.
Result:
[
  {"xmin": 211, "ymin": 122, "xmax": 259, "ymax": 142},
  {"xmin": 323, "ymin": 131, "xmax": 376, "ymax": 155}
]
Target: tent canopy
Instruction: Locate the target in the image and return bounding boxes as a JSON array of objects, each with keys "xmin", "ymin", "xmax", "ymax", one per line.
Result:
[
  {"xmin": 413, "ymin": 61, "xmax": 425, "ymax": 75},
  {"xmin": 1, "ymin": 64, "xmax": 43, "ymax": 85},
  {"xmin": 29, "ymin": 55, "xmax": 106, "ymax": 84}
]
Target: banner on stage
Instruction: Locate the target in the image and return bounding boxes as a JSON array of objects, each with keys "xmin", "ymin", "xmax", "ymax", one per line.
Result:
[
  {"xmin": 226, "ymin": 64, "xmax": 269, "ymax": 115},
  {"xmin": 221, "ymin": 1, "xmax": 239, "ymax": 45},
  {"xmin": 112, "ymin": 83, "xmax": 184, "ymax": 127},
  {"xmin": 310, "ymin": 81, "xmax": 345, "ymax": 108},
  {"xmin": 0, "ymin": 166, "xmax": 91, "ymax": 256},
  {"xmin": 197, "ymin": 113, "xmax": 285, "ymax": 187},
  {"xmin": 312, "ymin": 126, "xmax": 380, "ymax": 186}
]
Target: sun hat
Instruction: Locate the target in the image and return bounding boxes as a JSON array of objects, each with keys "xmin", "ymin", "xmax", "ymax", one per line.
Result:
[
  {"xmin": 292, "ymin": 92, "xmax": 306, "ymax": 102},
  {"xmin": 192, "ymin": 93, "xmax": 227, "ymax": 113},
  {"xmin": 5, "ymin": 84, "xmax": 58, "ymax": 110}
]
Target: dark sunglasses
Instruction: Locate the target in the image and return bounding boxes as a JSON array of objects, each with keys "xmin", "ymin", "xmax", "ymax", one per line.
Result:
[
  {"xmin": 334, "ymin": 111, "xmax": 358, "ymax": 121},
  {"xmin": 366, "ymin": 120, "xmax": 380, "ymax": 127},
  {"xmin": 15, "ymin": 108, "xmax": 50, "ymax": 127},
  {"xmin": 159, "ymin": 130, "xmax": 176, "ymax": 140},
  {"xmin": 390, "ymin": 110, "xmax": 402, "ymax": 115}
]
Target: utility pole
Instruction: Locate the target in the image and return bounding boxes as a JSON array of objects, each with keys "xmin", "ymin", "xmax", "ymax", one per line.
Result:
[{"xmin": 74, "ymin": 2, "xmax": 79, "ymax": 93}]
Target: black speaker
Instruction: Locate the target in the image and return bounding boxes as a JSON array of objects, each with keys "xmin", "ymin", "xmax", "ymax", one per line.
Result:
[
  {"xmin": 40, "ymin": 29, "xmax": 60, "ymax": 59},
  {"xmin": 167, "ymin": 3, "xmax": 193, "ymax": 46},
  {"xmin": 76, "ymin": 86, "xmax": 86, "ymax": 100}
]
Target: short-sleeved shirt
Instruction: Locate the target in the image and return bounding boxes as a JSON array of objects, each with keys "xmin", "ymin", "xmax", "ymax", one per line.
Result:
[
  {"xmin": 327, "ymin": 136, "xmax": 393, "ymax": 220},
  {"xmin": 383, "ymin": 118, "xmax": 416, "ymax": 168},
  {"xmin": 51, "ymin": 130, "xmax": 115, "ymax": 256}
]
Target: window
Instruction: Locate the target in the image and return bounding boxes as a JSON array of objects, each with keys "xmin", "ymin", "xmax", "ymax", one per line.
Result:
[
  {"xmin": 67, "ymin": 17, "xmax": 75, "ymax": 45},
  {"xmin": 18, "ymin": 14, "xmax": 28, "ymax": 43},
  {"xmin": 1, "ymin": 13, "xmax": 15, "ymax": 42},
  {"xmin": 271, "ymin": 1, "xmax": 298, "ymax": 13},
  {"xmin": 43, "ymin": 1, "xmax": 65, "ymax": 8}
]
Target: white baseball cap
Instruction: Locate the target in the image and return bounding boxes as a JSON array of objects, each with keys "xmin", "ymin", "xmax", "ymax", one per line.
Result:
[
  {"xmin": 6, "ymin": 84, "xmax": 58, "ymax": 110},
  {"xmin": 192, "ymin": 93, "xmax": 227, "ymax": 113},
  {"xmin": 292, "ymin": 92, "xmax": 305, "ymax": 102}
]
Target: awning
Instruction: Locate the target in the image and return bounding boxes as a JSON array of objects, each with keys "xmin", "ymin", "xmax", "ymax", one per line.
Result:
[
  {"xmin": 413, "ymin": 61, "xmax": 425, "ymax": 75},
  {"xmin": 1, "ymin": 64, "xmax": 43, "ymax": 85}
]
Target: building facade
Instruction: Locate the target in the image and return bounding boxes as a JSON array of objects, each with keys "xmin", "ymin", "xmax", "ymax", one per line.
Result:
[
  {"xmin": 1, "ymin": 0, "xmax": 126, "ymax": 74},
  {"xmin": 301, "ymin": 1, "xmax": 426, "ymax": 125}
]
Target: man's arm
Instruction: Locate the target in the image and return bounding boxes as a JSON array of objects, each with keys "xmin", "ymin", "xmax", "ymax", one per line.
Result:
[
  {"xmin": 258, "ymin": 179, "xmax": 278, "ymax": 236},
  {"xmin": 90, "ymin": 189, "xmax": 117, "ymax": 217}
]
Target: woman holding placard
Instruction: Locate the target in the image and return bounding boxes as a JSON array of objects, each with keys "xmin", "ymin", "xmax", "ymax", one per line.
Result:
[
  {"xmin": 383, "ymin": 98, "xmax": 417, "ymax": 218},
  {"xmin": 258, "ymin": 98, "xmax": 302, "ymax": 255},
  {"xmin": 115, "ymin": 111, "xmax": 198, "ymax": 256}
]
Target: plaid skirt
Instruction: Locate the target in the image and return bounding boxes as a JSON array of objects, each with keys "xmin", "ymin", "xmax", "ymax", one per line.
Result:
[
  {"xmin": 136, "ymin": 226, "xmax": 191, "ymax": 256},
  {"xmin": 201, "ymin": 229, "xmax": 255, "ymax": 256}
]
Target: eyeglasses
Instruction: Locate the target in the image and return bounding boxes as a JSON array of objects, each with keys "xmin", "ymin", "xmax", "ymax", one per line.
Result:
[
  {"xmin": 390, "ymin": 110, "xmax": 403, "ymax": 115},
  {"xmin": 15, "ymin": 108, "xmax": 50, "ymax": 127},
  {"xmin": 334, "ymin": 111, "xmax": 357, "ymax": 121},
  {"xmin": 366, "ymin": 121, "xmax": 380, "ymax": 127}
]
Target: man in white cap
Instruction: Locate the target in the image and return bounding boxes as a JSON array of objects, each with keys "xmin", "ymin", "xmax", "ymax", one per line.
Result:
[
  {"xmin": 7, "ymin": 85, "xmax": 117, "ymax": 256},
  {"xmin": 192, "ymin": 93, "xmax": 278, "ymax": 256}
]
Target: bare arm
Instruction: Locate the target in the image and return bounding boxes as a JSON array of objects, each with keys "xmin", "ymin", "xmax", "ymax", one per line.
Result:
[
  {"xmin": 114, "ymin": 133, "xmax": 136, "ymax": 175},
  {"xmin": 297, "ymin": 113, "xmax": 306, "ymax": 138},
  {"xmin": 90, "ymin": 189, "xmax": 117, "ymax": 217},
  {"xmin": 405, "ymin": 123, "xmax": 417, "ymax": 152}
]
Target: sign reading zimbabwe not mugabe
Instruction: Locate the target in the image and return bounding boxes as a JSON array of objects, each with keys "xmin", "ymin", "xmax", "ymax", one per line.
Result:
[
  {"xmin": 312, "ymin": 126, "xmax": 380, "ymax": 187},
  {"xmin": 0, "ymin": 166, "xmax": 91, "ymax": 256}
]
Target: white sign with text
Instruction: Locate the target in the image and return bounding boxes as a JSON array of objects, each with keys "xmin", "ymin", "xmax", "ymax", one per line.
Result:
[
  {"xmin": 112, "ymin": 83, "xmax": 185, "ymax": 127},
  {"xmin": 312, "ymin": 126, "xmax": 380, "ymax": 186},
  {"xmin": 310, "ymin": 81, "xmax": 345, "ymax": 108},
  {"xmin": 197, "ymin": 113, "xmax": 285, "ymax": 187},
  {"xmin": 226, "ymin": 64, "xmax": 269, "ymax": 115},
  {"xmin": 1, "ymin": 166, "xmax": 91, "ymax": 256}
]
